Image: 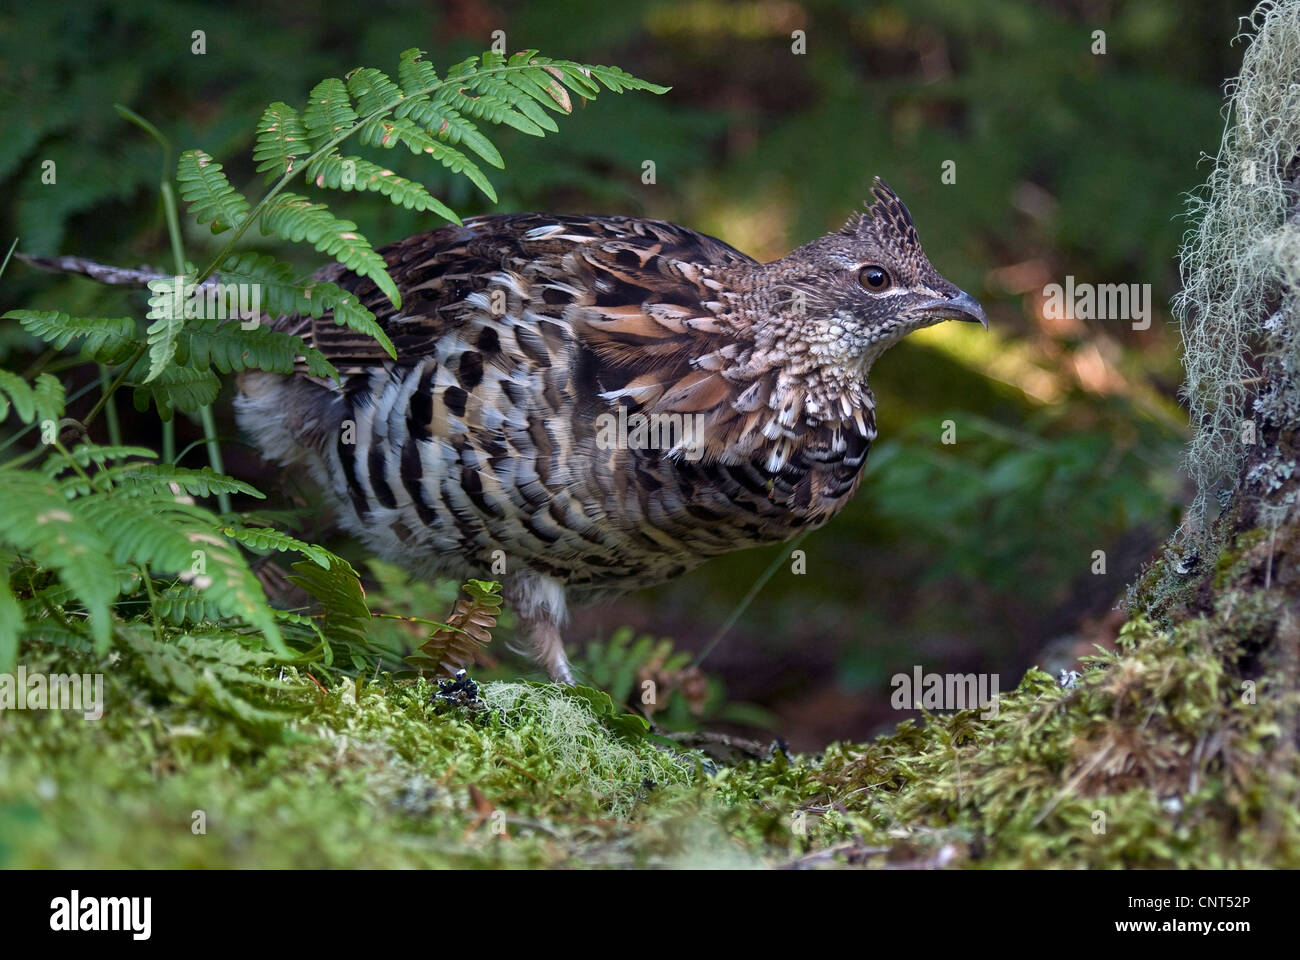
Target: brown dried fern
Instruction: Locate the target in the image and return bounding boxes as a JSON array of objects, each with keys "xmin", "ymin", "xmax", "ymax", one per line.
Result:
[{"xmin": 405, "ymin": 579, "xmax": 502, "ymax": 678}]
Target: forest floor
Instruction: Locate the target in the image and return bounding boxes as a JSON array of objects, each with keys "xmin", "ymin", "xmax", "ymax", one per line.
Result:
[{"xmin": 3, "ymin": 555, "xmax": 1295, "ymax": 869}]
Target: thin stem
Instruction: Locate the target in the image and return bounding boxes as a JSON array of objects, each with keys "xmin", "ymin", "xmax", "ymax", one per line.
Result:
[
  {"xmin": 117, "ymin": 104, "xmax": 206, "ymax": 486},
  {"xmin": 138, "ymin": 563, "xmax": 164, "ymax": 644},
  {"xmin": 693, "ymin": 528, "xmax": 812, "ymax": 669},
  {"xmin": 97, "ymin": 366, "xmax": 122, "ymax": 448},
  {"xmin": 199, "ymin": 406, "xmax": 231, "ymax": 514},
  {"xmin": 82, "ymin": 343, "xmax": 146, "ymax": 429},
  {"xmin": 51, "ymin": 438, "xmax": 95, "ymax": 488}
]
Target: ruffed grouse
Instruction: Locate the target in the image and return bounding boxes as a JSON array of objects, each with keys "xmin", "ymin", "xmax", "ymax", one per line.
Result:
[{"xmin": 237, "ymin": 178, "xmax": 986, "ymax": 683}]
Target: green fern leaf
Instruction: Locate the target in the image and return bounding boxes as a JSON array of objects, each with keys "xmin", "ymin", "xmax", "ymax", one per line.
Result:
[
  {"xmin": 32, "ymin": 373, "xmax": 64, "ymax": 424},
  {"xmin": 305, "ymin": 151, "xmax": 460, "ymax": 221},
  {"xmin": 345, "ymin": 67, "xmax": 402, "ymax": 116},
  {"xmin": 76, "ymin": 491, "xmax": 285, "ymax": 654},
  {"xmin": 397, "ymin": 47, "xmax": 439, "ymax": 96},
  {"xmin": 131, "ymin": 362, "xmax": 221, "ymax": 421},
  {"xmin": 0, "ymin": 369, "xmax": 36, "ymax": 423},
  {"xmin": 505, "ymin": 56, "xmax": 575, "ymax": 114},
  {"xmin": 58, "ymin": 443, "xmax": 159, "ymax": 467},
  {"xmin": 259, "ymin": 193, "xmax": 400, "ymax": 308},
  {"xmin": 397, "ymin": 99, "xmax": 504, "ymax": 169},
  {"xmin": 0, "ymin": 473, "xmax": 117, "ymax": 651},
  {"xmin": 582, "ymin": 63, "xmax": 672, "ymax": 95},
  {"xmin": 0, "ymin": 370, "xmax": 59, "ymax": 425},
  {"xmin": 143, "ymin": 277, "xmax": 189, "ymax": 383},
  {"xmin": 118, "ymin": 625, "xmax": 299, "ymax": 728},
  {"xmin": 253, "ymin": 101, "xmax": 311, "ymax": 180},
  {"xmin": 179, "ymin": 317, "xmax": 336, "ymax": 379},
  {"xmin": 152, "ymin": 585, "xmax": 226, "ymax": 627},
  {"xmin": 287, "ymin": 554, "xmax": 372, "ymax": 656},
  {"xmin": 431, "ymin": 57, "xmax": 547, "ymax": 136},
  {"xmin": 547, "ymin": 62, "xmax": 602, "ymax": 99},
  {"xmin": 215, "ymin": 253, "xmax": 395, "ymax": 359},
  {"xmin": 5, "ymin": 310, "xmax": 138, "ymax": 364},
  {"xmin": 221, "ymin": 524, "xmax": 331, "ymax": 569},
  {"xmin": 358, "ymin": 117, "xmax": 497, "ymax": 201},
  {"xmin": 177, "ymin": 149, "xmax": 250, "ymax": 233},
  {"xmin": 97, "ymin": 463, "xmax": 265, "ymax": 499},
  {"xmin": 302, "ymin": 77, "xmax": 358, "ymax": 149},
  {"xmin": 472, "ymin": 56, "xmax": 561, "ymax": 133}
]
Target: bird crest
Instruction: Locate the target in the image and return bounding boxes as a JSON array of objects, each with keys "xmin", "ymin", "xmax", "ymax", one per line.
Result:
[{"xmin": 842, "ymin": 177, "xmax": 920, "ymax": 250}]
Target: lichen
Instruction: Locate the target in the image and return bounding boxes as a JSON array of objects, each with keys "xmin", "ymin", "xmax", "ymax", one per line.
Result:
[{"xmin": 1174, "ymin": 0, "xmax": 1300, "ymax": 535}]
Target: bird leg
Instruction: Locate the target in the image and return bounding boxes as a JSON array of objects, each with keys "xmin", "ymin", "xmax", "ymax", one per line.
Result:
[{"xmin": 502, "ymin": 573, "xmax": 575, "ymax": 685}]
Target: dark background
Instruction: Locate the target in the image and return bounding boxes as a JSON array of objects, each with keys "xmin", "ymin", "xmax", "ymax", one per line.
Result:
[{"xmin": 0, "ymin": 0, "xmax": 1242, "ymax": 747}]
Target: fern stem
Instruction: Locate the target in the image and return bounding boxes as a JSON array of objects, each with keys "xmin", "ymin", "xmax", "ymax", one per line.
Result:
[
  {"xmin": 51, "ymin": 438, "xmax": 95, "ymax": 488},
  {"xmin": 97, "ymin": 366, "xmax": 122, "ymax": 448},
  {"xmin": 137, "ymin": 563, "xmax": 164, "ymax": 644},
  {"xmin": 0, "ymin": 236, "xmax": 18, "ymax": 281},
  {"xmin": 119, "ymin": 103, "xmax": 203, "ymax": 482},
  {"xmin": 82, "ymin": 343, "xmax": 146, "ymax": 430},
  {"xmin": 198, "ymin": 407, "xmax": 232, "ymax": 514}
]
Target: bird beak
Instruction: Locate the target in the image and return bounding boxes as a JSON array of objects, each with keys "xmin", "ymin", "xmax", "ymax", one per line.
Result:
[{"xmin": 918, "ymin": 289, "xmax": 987, "ymax": 329}]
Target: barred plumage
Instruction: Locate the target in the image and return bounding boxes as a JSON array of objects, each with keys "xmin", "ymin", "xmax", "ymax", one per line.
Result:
[{"xmin": 237, "ymin": 178, "xmax": 985, "ymax": 682}]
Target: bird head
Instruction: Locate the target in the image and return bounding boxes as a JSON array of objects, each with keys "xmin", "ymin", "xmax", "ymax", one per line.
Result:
[{"xmin": 762, "ymin": 178, "xmax": 985, "ymax": 379}]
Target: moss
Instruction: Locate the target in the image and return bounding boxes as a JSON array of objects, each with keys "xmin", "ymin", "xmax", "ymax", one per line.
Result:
[
  {"xmin": 1213, "ymin": 527, "xmax": 1270, "ymax": 590},
  {"xmin": 3, "ymin": 601, "xmax": 1296, "ymax": 868}
]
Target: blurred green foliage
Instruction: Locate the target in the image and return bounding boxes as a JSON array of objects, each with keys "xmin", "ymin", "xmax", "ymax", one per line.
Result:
[{"xmin": 0, "ymin": 0, "xmax": 1240, "ymax": 740}]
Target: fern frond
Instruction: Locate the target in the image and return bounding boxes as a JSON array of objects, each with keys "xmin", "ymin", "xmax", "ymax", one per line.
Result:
[
  {"xmin": 221, "ymin": 524, "xmax": 331, "ymax": 568},
  {"xmin": 118, "ymin": 625, "xmax": 300, "ymax": 728},
  {"xmin": 345, "ymin": 67, "xmax": 402, "ymax": 116},
  {"xmin": 55, "ymin": 444, "xmax": 159, "ymax": 467},
  {"xmin": 95, "ymin": 463, "xmax": 265, "ymax": 499},
  {"xmin": 433, "ymin": 74, "xmax": 546, "ymax": 137},
  {"xmin": 474, "ymin": 54, "xmax": 561, "ymax": 133},
  {"xmin": 130, "ymin": 362, "xmax": 221, "ymax": 421},
  {"xmin": 177, "ymin": 149, "xmax": 250, "ymax": 233},
  {"xmin": 406, "ymin": 578, "xmax": 502, "ymax": 678},
  {"xmin": 253, "ymin": 101, "xmax": 311, "ymax": 180},
  {"xmin": 0, "ymin": 472, "xmax": 117, "ymax": 651},
  {"xmin": 0, "ymin": 369, "xmax": 34, "ymax": 424},
  {"xmin": 143, "ymin": 278, "xmax": 187, "ymax": 383},
  {"xmin": 396, "ymin": 98, "xmax": 504, "ymax": 169},
  {"xmin": 75, "ymin": 491, "xmax": 284, "ymax": 653},
  {"xmin": 215, "ymin": 252, "xmax": 395, "ymax": 359},
  {"xmin": 259, "ymin": 193, "xmax": 400, "ymax": 307},
  {"xmin": 305, "ymin": 151, "xmax": 460, "ymax": 220},
  {"xmin": 582, "ymin": 63, "xmax": 672, "ymax": 94},
  {"xmin": 32, "ymin": 373, "xmax": 64, "ymax": 424},
  {"xmin": 0, "ymin": 370, "xmax": 63, "ymax": 425},
  {"xmin": 396, "ymin": 47, "xmax": 439, "ymax": 96},
  {"xmin": 5, "ymin": 310, "xmax": 138, "ymax": 364},
  {"xmin": 502, "ymin": 58, "xmax": 574, "ymax": 115},
  {"xmin": 287, "ymin": 554, "xmax": 372, "ymax": 661},
  {"xmin": 179, "ymin": 317, "xmax": 336, "ymax": 379},
  {"xmin": 302, "ymin": 77, "xmax": 358, "ymax": 150},
  {"xmin": 358, "ymin": 118, "xmax": 497, "ymax": 201},
  {"xmin": 151, "ymin": 585, "xmax": 225, "ymax": 627}
]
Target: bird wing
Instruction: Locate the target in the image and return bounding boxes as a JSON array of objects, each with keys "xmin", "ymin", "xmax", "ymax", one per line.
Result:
[{"xmin": 274, "ymin": 214, "xmax": 763, "ymax": 453}]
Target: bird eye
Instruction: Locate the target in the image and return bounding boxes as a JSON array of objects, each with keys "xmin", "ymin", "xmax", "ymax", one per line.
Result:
[{"xmin": 859, "ymin": 265, "xmax": 891, "ymax": 291}]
